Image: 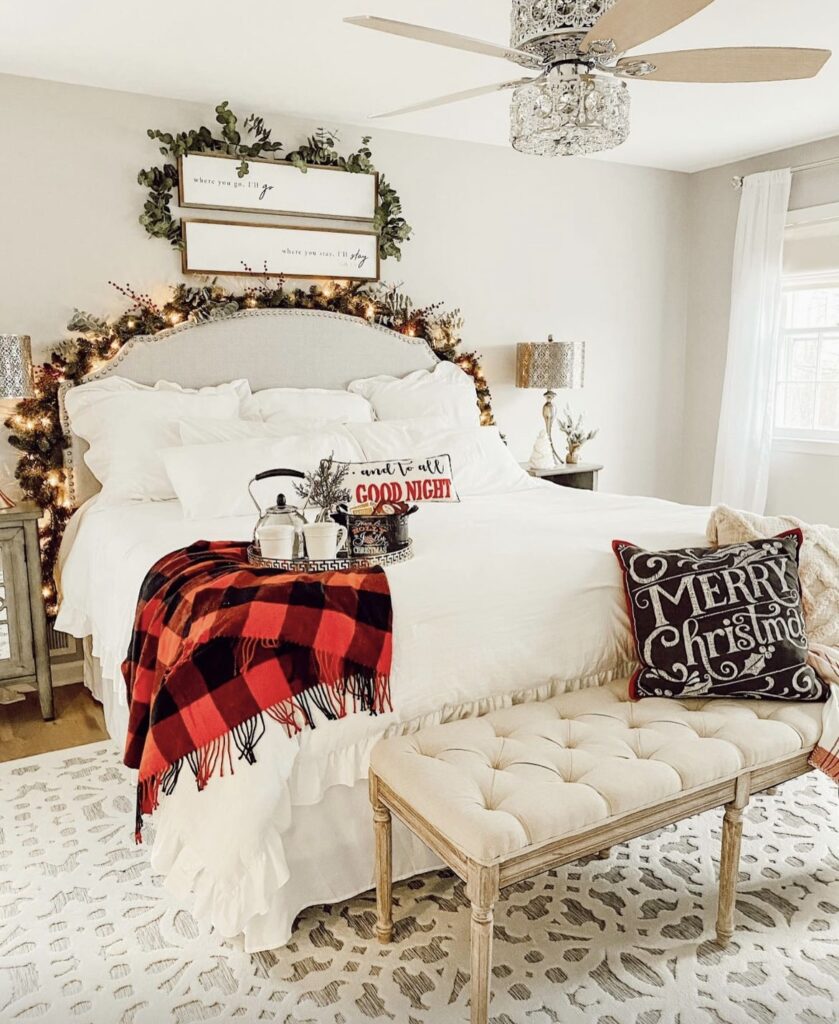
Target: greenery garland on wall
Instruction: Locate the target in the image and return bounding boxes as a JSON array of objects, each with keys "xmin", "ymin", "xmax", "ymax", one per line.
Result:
[
  {"xmin": 139, "ymin": 102, "xmax": 413, "ymax": 262},
  {"xmin": 4, "ymin": 279, "xmax": 495, "ymax": 615}
]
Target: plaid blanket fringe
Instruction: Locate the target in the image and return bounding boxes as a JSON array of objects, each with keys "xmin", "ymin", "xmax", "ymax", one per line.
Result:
[
  {"xmin": 135, "ymin": 655, "xmax": 391, "ymax": 841},
  {"xmin": 123, "ymin": 541, "xmax": 394, "ymax": 842},
  {"xmin": 810, "ymin": 744, "xmax": 839, "ymax": 783}
]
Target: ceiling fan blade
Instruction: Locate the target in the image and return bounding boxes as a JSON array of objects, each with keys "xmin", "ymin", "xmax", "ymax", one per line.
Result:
[
  {"xmin": 370, "ymin": 79, "xmax": 537, "ymax": 119},
  {"xmin": 617, "ymin": 47, "xmax": 832, "ymax": 82},
  {"xmin": 581, "ymin": 0, "xmax": 716, "ymax": 55},
  {"xmin": 345, "ymin": 16, "xmax": 542, "ymax": 69}
]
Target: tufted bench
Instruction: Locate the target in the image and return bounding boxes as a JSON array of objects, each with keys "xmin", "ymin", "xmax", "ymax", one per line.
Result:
[{"xmin": 369, "ymin": 678, "xmax": 823, "ymax": 1024}]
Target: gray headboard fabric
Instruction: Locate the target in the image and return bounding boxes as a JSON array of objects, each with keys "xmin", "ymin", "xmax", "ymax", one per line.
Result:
[{"xmin": 58, "ymin": 308, "xmax": 441, "ymax": 505}]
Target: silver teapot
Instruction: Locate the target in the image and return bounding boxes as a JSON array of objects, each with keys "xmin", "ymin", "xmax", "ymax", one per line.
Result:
[{"xmin": 249, "ymin": 468, "xmax": 308, "ymax": 560}]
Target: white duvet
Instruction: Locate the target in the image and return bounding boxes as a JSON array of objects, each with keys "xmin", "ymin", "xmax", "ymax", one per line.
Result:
[{"xmin": 57, "ymin": 479, "xmax": 709, "ymax": 950}]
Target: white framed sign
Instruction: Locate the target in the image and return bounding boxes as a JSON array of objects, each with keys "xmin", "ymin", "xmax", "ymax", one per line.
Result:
[
  {"xmin": 178, "ymin": 153, "xmax": 378, "ymax": 221},
  {"xmin": 182, "ymin": 219, "xmax": 380, "ymax": 281}
]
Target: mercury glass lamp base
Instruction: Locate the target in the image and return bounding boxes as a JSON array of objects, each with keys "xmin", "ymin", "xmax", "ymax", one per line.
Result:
[{"xmin": 542, "ymin": 390, "xmax": 565, "ymax": 465}]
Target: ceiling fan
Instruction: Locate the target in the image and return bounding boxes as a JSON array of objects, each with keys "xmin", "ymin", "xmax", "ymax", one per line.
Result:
[{"xmin": 345, "ymin": 0, "xmax": 831, "ymax": 157}]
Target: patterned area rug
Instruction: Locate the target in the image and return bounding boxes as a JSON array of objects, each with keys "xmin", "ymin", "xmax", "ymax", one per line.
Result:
[{"xmin": 0, "ymin": 743, "xmax": 836, "ymax": 1024}]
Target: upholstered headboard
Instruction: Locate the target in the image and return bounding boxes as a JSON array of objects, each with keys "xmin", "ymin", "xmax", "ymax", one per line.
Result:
[{"xmin": 58, "ymin": 308, "xmax": 440, "ymax": 505}]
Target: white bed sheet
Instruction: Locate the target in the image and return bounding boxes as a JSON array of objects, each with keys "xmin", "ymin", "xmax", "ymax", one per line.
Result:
[{"xmin": 56, "ymin": 481, "xmax": 709, "ymax": 950}]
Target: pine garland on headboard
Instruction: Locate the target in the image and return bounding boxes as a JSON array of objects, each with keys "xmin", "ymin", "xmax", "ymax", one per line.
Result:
[{"xmin": 4, "ymin": 279, "xmax": 495, "ymax": 615}]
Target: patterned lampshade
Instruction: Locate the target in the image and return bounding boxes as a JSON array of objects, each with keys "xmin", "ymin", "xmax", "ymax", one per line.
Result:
[
  {"xmin": 516, "ymin": 336, "xmax": 585, "ymax": 391},
  {"xmin": 0, "ymin": 335, "xmax": 34, "ymax": 399}
]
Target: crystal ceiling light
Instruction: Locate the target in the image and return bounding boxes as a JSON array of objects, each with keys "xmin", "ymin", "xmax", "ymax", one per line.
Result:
[
  {"xmin": 511, "ymin": 0, "xmax": 619, "ymax": 61},
  {"xmin": 348, "ymin": 0, "xmax": 831, "ymax": 160},
  {"xmin": 510, "ymin": 66, "xmax": 630, "ymax": 157}
]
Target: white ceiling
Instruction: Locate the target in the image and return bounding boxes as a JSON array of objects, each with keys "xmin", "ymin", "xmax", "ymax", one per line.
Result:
[{"xmin": 2, "ymin": 0, "xmax": 838, "ymax": 172}]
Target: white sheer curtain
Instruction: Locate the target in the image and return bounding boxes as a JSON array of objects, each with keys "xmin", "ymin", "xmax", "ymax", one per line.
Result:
[{"xmin": 711, "ymin": 168, "xmax": 792, "ymax": 512}]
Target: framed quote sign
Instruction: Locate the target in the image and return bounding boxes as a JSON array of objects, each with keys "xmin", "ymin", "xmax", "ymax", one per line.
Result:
[
  {"xmin": 181, "ymin": 219, "xmax": 380, "ymax": 281},
  {"xmin": 178, "ymin": 153, "xmax": 378, "ymax": 221}
]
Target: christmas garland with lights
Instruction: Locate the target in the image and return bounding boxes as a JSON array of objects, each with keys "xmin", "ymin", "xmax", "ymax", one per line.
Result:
[{"xmin": 4, "ymin": 279, "xmax": 494, "ymax": 615}]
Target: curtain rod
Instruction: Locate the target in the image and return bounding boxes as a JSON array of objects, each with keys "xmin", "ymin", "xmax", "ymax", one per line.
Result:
[{"xmin": 732, "ymin": 155, "xmax": 839, "ymax": 190}]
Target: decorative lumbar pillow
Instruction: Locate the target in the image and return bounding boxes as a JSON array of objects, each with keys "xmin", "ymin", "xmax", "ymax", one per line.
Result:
[
  {"xmin": 348, "ymin": 362, "xmax": 480, "ymax": 426},
  {"xmin": 347, "ymin": 422, "xmax": 535, "ymax": 497},
  {"xmin": 342, "ymin": 454, "xmax": 460, "ymax": 507},
  {"xmin": 613, "ymin": 530, "xmax": 827, "ymax": 702}
]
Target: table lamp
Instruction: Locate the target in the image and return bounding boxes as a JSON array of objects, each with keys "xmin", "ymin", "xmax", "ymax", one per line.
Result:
[
  {"xmin": 0, "ymin": 334, "xmax": 35, "ymax": 509},
  {"xmin": 516, "ymin": 335, "xmax": 585, "ymax": 465}
]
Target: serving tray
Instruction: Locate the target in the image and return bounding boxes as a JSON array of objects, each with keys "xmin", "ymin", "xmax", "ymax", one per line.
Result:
[{"xmin": 247, "ymin": 540, "xmax": 413, "ymax": 572}]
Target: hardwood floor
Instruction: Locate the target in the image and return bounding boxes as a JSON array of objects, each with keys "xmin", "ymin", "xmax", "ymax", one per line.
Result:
[{"xmin": 0, "ymin": 684, "xmax": 109, "ymax": 763}]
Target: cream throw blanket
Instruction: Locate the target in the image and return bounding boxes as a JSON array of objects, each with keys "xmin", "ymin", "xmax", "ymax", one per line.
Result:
[{"xmin": 707, "ymin": 506, "xmax": 839, "ymax": 783}]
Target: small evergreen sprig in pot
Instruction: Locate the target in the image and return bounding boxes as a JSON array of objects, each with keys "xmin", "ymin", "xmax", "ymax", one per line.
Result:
[
  {"xmin": 294, "ymin": 455, "xmax": 351, "ymax": 522},
  {"xmin": 556, "ymin": 406, "xmax": 598, "ymax": 465}
]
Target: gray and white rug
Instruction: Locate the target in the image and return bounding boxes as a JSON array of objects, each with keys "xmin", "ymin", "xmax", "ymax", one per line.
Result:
[{"xmin": 0, "ymin": 743, "xmax": 836, "ymax": 1024}]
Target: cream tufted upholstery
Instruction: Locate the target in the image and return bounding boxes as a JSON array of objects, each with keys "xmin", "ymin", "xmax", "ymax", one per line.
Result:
[{"xmin": 370, "ymin": 679, "xmax": 822, "ymax": 866}]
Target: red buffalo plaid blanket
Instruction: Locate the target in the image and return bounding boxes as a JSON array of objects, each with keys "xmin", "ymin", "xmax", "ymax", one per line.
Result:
[{"xmin": 122, "ymin": 540, "xmax": 393, "ymax": 839}]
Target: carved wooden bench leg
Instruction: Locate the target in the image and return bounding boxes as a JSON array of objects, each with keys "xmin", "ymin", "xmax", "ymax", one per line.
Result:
[
  {"xmin": 595, "ymin": 847, "xmax": 612, "ymax": 860},
  {"xmin": 370, "ymin": 773, "xmax": 393, "ymax": 944},
  {"xmin": 716, "ymin": 775, "xmax": 751, "ymax": 947},
  {"xmin": 466, "ymin": 864, "xmax": 499, "ymax": 1024}
]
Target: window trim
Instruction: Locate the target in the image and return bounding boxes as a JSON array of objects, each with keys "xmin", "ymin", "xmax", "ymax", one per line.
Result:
[{"xmin": 773, "ymin": 434, "xmax": 839, "ymax": 457}]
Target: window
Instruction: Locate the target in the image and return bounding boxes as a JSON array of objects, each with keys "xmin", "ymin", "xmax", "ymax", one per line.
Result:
[{"xmin": 775, "ymin": 282, "xmax": 839, "ymax": 443}]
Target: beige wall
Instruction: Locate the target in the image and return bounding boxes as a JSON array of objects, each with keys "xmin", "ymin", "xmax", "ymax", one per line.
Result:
[
  {"xmin": 683, "ymin": 135, "xmax": 839, "ymax": 524},
  {"xmin": 0, "ymin": 73, "xmax": 692, "ymax": 501}
]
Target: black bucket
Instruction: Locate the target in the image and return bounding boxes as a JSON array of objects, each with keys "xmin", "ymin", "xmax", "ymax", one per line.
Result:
[{"xmin": 333, "ymin": 505, "xmax": 418, "ymax": 557}]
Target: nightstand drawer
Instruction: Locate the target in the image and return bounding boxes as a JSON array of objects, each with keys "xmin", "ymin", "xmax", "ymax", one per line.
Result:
[{"xmin": 0, "ymin": 525, "xmax": 36, "ymax": 681}]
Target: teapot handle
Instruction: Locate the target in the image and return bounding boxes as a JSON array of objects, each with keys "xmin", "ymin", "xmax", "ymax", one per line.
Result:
[
  {"xmin": 248, "ymin": 468, "xmax": 307, "ymax": 515},
  {"xmin": 253, "ymin": 468, "xmax": 306, "ymax": 483}
]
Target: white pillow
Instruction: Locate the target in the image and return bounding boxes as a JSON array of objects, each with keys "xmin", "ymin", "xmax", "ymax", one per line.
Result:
[
  {"xmin": 64, "ymin": 377, "xmax": 248, "ymax": 504},
  {"xmin": 163, "ymin": 430, "xmax": 364, "ymax": 519},
  {"xmin": 348, "ymin": 362, "xmax": 479, "ymax": 426},
  {"xmin": 242, "ymin": 387, "xmax": 374, "ymax": 424},
  {"xmin": 348, "ymin": 422, "xmax": 532, "ymax": 496},
  {"xmin": 177, "ymin": 417, "xmax": 348, "ymax": 445},
  {"xmin": 156, "ymin": 379, "xmax": 252, "ymax": 406}
]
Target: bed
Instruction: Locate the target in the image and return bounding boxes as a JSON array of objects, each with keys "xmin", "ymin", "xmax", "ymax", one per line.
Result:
[{"xmin": 55, "ymin": 308, "xmax": 710, "ymax": 951}]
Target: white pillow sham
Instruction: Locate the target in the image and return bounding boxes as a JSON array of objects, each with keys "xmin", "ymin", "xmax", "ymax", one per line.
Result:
[
  {"xmin": 163, "ymin": 430, "xmax": 364, "ymax": 519},
  {"xmin": 348, "ymin": 362, "xmax": 479, "ymax": 426},
  {"xmin": 242, "ymin": 387, "xmax": 374, "ymax": 424},
  {"xmin": 347, "ymin": 421, "xmax": 533, "ymax": 496},
  {"xmin": 177, "ymin": 417, "xmax": 349, "ymax": 445},
  {"xmin": 64, "ymin": 377, "xmax": 249, "ymax": 504}
]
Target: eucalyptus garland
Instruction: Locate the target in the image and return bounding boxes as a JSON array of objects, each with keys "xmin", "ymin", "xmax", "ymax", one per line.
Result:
[
  {"xmin": 5, "ymin": 279, "xmax": 494, "ymax": 614},
  {"xmin": 139, "ymin": 103, "xmax": 412, "ymax": 261}
]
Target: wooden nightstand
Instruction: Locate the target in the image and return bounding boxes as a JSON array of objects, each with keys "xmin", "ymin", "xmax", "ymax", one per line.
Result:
[
  {"xmin": 522, "ymin": 462, "xmax": 603, "ymax": 491},
  {"xmin": 0, "ymin": 503, "xmax": 54, "ymax": 719}
]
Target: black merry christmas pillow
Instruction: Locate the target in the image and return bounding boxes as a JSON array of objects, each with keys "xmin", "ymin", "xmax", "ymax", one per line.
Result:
[{"xmin": 613, "ymin": 530, "xmax": 827, "ymax": 702}]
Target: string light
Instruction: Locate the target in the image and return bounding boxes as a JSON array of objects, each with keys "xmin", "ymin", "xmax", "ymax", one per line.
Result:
[{"xmin": 4, "ymin": 279, "xmax": 494, "ymax": 617}]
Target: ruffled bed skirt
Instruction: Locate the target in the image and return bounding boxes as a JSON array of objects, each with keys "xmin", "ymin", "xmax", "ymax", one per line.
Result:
[{"xmin": 146, "ymin": 662, "xmax": 637, "ymax": 951}]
